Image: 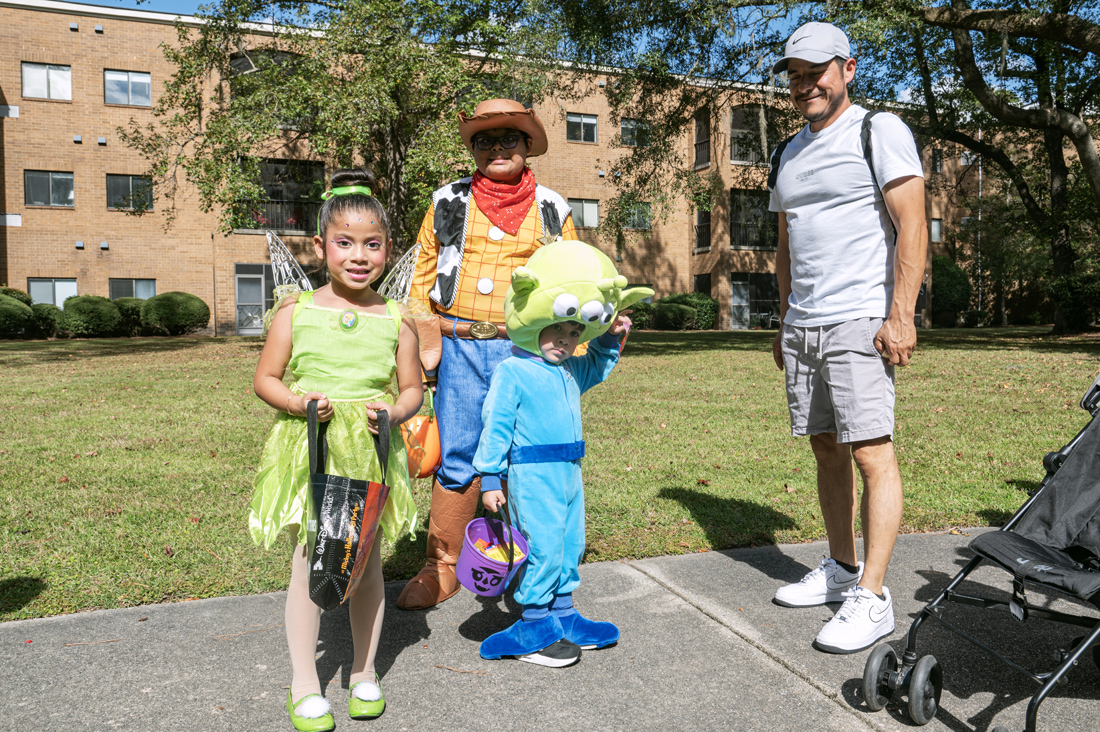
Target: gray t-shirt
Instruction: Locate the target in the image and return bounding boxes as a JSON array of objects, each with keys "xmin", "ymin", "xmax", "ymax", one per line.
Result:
[{"xmin": 769, "ymin": 104, "xmax": 924, "ymax": 327}]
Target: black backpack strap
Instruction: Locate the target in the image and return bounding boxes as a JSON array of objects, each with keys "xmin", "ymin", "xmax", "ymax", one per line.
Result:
[
  {"xmin": 861, "ymin": 110, "xmax": 885, "ymax": 194},
  {"xmin": 767, "ymin": 134, "xmax": 797, "ymax": 191}
]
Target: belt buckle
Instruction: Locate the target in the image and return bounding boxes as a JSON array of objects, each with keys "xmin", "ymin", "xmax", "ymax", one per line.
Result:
[{"xmin": 468, "ymin": 321, "xmax": 499, "ymax": 340}]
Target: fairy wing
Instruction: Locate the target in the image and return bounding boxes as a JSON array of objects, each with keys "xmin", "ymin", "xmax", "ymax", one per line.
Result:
[
  {"xmin": 378, "ymin": 243, "xmax": 420, "ymax": 304},
  {"xmin": 262, "ymin": 230, "xmax": 314, "ymax": 336}
]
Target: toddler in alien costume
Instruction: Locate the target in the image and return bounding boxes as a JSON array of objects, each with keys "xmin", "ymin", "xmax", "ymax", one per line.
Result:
[{"xmin": 473, "ymin": 239, "xmax": 652, "ymax": 665}]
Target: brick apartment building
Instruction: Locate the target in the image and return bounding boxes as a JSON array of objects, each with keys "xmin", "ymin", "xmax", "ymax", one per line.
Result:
[{"xmin": 2, "ymin": 0, "xmax": 962, "ymax": 333}]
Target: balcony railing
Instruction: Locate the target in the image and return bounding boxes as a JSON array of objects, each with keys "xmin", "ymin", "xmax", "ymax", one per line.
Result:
[
  {"xmin": 238, "ymin": 199, "xmax": 321, "ymax": 232},
  {"xmin": 694, "ymin": 222, "xmax": 711, "ymax": 250},
  {"xmin": 731, "ymin": 222, "xmax": 778, "ymax": 250},
  {"xmin": 694, "ymin": 138, "xmax": 711, "ymax": 168}
]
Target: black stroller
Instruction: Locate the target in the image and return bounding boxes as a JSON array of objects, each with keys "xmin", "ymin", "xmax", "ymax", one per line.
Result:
[{"xmin": 862, "ymin": 375, "xmax": 1100, "ymax": 732}]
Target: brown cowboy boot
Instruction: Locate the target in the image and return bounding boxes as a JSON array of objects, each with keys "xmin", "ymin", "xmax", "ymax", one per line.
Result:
[{"xmin": 396, "ymin": 476, "xmax": 482, "ymax": 610}]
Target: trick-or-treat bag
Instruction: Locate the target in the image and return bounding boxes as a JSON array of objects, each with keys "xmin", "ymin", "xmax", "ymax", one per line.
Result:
[{"xmin": 305, "ymin": 401, "xmax": 391, "ymax": 611}]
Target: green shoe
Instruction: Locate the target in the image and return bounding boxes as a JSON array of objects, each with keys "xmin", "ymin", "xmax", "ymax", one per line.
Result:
[
  {"xmin": 285, "ymin": 691, "xmax": 335, "ymax": 732},
  {"xmin": 348, "ymin": 677, "xmax": 385, "ymax": 720}
]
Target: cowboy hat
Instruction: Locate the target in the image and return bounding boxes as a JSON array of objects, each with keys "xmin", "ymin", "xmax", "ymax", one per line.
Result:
[{"xmin": 458, "ymin": 99, "xmax": 548, "ymax": 157}]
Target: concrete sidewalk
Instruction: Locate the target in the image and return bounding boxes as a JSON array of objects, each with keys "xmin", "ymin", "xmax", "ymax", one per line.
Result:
[{"xmin": 3, "ymin": 528, "xmax": 1098, "ymax": 732}]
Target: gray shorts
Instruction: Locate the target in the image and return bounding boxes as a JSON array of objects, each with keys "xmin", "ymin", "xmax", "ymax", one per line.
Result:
[{"xmin": 780, "ymin": 317, "xmax": 895, "ymax": 444}]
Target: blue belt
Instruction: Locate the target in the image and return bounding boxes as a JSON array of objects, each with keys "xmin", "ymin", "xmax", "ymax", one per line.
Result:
[{"xmin": 510, "ymin": 440, "xmax": 585, "ymax": 465}]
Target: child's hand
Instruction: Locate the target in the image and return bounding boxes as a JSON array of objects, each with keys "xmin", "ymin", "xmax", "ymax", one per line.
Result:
[
  {"xmin": 365, "ymin": 403, "xmax": 393, "ymax": 435},
  {"xmin": 482, "ymin": 490, "xmax": 506, "ymax": 513},
  {"xmin": 301, "ymin": 392, "xmax": 333, "ymax": 421},
  {"xmin": 608, "ymin": 311, "xmax": 632, "ymax": 336}
]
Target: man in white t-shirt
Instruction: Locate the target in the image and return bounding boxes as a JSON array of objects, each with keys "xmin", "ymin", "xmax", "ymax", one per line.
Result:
[{"xmin": 767, "ymin": 22, "xmax": 927, "ymax": 654}]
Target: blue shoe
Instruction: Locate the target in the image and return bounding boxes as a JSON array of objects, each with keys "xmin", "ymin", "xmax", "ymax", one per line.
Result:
[
  {"xmin": 480, "ymin": 615, "xmax": 570, "ymax": 661},
  {"xmin": 556, "ymin": 609, "xmax": 619, "ymax": 650}
]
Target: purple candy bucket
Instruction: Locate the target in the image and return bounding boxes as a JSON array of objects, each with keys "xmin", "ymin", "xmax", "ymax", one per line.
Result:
[{"xmin": 455, "ymin": 515, "xmax": 529, "ymax": 597}]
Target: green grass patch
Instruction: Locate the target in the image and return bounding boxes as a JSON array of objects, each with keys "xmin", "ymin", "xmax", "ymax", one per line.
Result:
[{"xmin": 1, "ymin": 328, "xmax": 1097, "ymax": 620}]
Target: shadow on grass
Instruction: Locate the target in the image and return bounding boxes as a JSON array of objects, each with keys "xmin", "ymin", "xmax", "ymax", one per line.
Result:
[
  {"xmin": 920, "ymin": 326, "xmax": 1100, "ymax": 356},
  {"xmin": 659, "ymin": 486, "xmax": 814, "ymax": 584},
  {"xmin": 0, "ymin": 576, "xmax": 46, "ymax": 615},
  {"xmin": 0, "ymin": 336, "xmax": 209, "ymax": 365}
]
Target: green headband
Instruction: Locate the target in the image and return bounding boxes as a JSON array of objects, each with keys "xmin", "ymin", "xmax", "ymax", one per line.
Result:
[{"xmin": 317, "ymin": 185, "xmax": 374, "ymax": 234}]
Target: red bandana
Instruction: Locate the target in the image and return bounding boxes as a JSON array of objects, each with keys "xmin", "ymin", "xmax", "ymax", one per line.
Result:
[{"xmin": 471, "ymin": 167, "xmax": 536, "ymax": 235}]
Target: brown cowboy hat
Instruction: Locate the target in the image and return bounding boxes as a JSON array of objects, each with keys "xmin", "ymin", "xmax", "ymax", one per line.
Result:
[{"xmin": 458, "ymin": 99, "xmax": 548, "ymax": 157}]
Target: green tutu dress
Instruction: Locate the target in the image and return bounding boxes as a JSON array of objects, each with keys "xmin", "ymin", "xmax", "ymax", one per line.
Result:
[{"xmin": 249, "ymin": 291, "xmax": 418, "ymax": 549}]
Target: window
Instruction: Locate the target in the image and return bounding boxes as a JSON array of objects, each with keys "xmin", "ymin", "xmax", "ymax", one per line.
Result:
[
  {"xmin": 694, "ymin": 273, "xmax": 712, "ymax": 295},
  {"xmin": 107, "ymin": 174, "xmax": 153, "ymax": 211},
  {"xmin": 730, "ymin": 189, "xmax": 779, "ymax": 250},
  {"xmin": 694, "ymin": 208, "xmax": 711, "ymax": 250},
  {"xmin": 109, "ymin": 279, "xmax": 156, "ymax": 300},
  {"xmin": 568, "ymin": 198, "xmax": 599, "ymax": 228},
  {"xmin": 960, "ymin": 149, "xmax": 976, "ymax": 166},
  {"xmin": 25, "ymin": 171, "xmax": 74, "ymax": 207},
  {"xmin": 104, "ymin": 70, "xmax": 152, "ymax": 106},
  {"xmin": 566, "ymin": 113, "xmax": 597, "ymax": 143},
  {"xmin": 730, "ymin": 106, "xmax": 777, "ymax": 165},
  {"xmin": 960, "ymin": 216, "xmax": 972, "ymax": 228},
  {"xmin": 931, "ymin": 148, "xmax": 943, "ymax": 174},
  {"xmin": 620, "ymin": 118, "xmax": 649, "ymax": 147},
  {"xmin": 624, "ymin": 201, "xmax": 651, "ymax": 230},
  {"xmin": 28, "ymin": 278, "xmax": 77, "ymax": 308},
  {"xmin": 930, "ymin": 218, "xmax": 943, "ymax": 242},
  {"xmin": 730, "ymin": 272, "xmax": 780, "ymax": 329},
  {"xmin": 22, "ymin": 62, "xmax": 71, "ymax": 101},
  {"xmin": 238, "ymin": 159, "xmax": 325, "ymax": 231},
  {"xmin": 694, "ymin": 109, "xmax": 710, "ymax": 168}
]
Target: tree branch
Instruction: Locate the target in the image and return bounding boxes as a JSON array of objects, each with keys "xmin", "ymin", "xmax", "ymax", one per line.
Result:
[{"xmin": 915, "ymin": 5, "xmax": 1100, "ymax": 55}]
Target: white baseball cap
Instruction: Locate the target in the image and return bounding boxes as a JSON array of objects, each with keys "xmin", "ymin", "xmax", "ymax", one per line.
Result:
[{"xmin": 772, "ymin": 22, "xmax": 851, "ymax": 74}]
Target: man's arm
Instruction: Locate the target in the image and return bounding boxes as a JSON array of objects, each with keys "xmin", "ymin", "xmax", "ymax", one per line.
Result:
[
  {"xmin": 875, "ymin": 175, "xmax": 927, "ymax": 366},
  {"xmin": 772, "ymin": 212, "xmax": 791, "ymax": 371}
]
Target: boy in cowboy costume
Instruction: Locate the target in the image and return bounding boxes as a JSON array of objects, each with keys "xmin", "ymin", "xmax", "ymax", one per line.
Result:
[{"xmin": 397, "ymin": 99, "xmax": 579, "ymax": 610}]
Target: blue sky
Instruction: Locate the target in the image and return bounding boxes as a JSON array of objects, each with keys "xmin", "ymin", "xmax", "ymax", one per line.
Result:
[{"xmin": 73, "ymin": 0, "xmax": 209, "ymax": 17}]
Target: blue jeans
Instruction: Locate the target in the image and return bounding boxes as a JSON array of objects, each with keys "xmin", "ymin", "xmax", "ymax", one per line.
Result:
[{"xmin": 435, "ymin": 329, "xmax": 512, "ymax": 490}]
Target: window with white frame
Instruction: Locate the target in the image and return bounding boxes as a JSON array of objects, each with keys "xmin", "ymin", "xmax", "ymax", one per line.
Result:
[
  {"xmin": 930, "ymin": 218, "xmax": 943, "ymax": 242},
  {"xmin": 107, "ymin": 174, "xmax": 153, "ymax": 211},
  {"xmin": 624, "ymin": 201, "xmax": 651, "ymax": 230},
  {"xmin": 104, "ymin": 70, "xmax": 152, "ymax": 106},
  {"xmin": 694, "ymin": 109, "xmax": 711, "ymax": 167},
  {"xmin": 729, "ymin": 105, "xmax": 777, "ymax": 165},
  {"xmin": 620, "ymin": 118, "xmax": 649, "ymax": 147},
  {"xmin": 960, "ymin": 149, "xmax": 976, "ymax": 166},
  {"xmin": 25, "ymin": 171, "xmax": 74, "ymax": 207},
  {"xmin": 566, "ymin": 113, "xmax": 597, "ymax": 143},
  {"xmin": 22, "ymin": 62, "xmax": 72, "ymax": 101},
  {"xmin": 28, "ymin": 278, "xmax": 77, "ymax": 308},
  {"xmin": 730, "ymin": 189, "xmax": 779, "ymax": 250},
  {"xmin": 694, "ymin": 208, "xmax": 711, "ymax": 250},
  {"xmin": 109, "ymin": 278, "xmax": 156, "ymax": 300},
  {"xmin": 568, "ymin": 198, "xmax": 599, "ymax": 228}
]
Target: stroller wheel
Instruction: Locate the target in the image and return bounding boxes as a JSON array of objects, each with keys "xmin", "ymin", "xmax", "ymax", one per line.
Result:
[
  {"xmin": 907, "ymin": 654, "xmax": 943, "ymax": 725},
  {"xmin": 862, "ymin": 643, "xmax": 898, "ymax": 711}
]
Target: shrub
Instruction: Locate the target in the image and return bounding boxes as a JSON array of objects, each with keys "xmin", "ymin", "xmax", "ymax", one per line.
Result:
[
  {"xmin": 653, "ymin": 302, "xmax": 696, "ymax": 330},
  {"xmin": 661, "ymin": 292, "xmax": 719, "ymax": 330},
  {"xmin": 0, "ymin": 287, "xmax": 33, "ymax": 307},
  {"xmin": 0, "ymin": 294, "xmax": 33, "ymax": 338},
  {"xmin": 141, "ymin": 291, "xmax": 210, "ymax": 335},
  {"xmin": 28, "ymin": 303, "xmax": 62, "ymax": 339},
  {"xmin": 60, "ymin": 295, "xmax": 122, "ymax": 338},
  {"xmin": 1047, "ymin": 274, "xmax": 1100, "ymax": 332},
  {"xmin": 114, "ymin": 297, "xmax": 145, "ymax": 336},
  {"xmin": 629, "ymin": 301, "xmax": 654, "ymax": 330},
  {"xmin": 931, "ymin": 255, "xmax": 972, "ymax": 315}
]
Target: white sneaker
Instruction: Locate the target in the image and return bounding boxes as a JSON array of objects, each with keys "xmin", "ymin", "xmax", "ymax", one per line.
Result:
[
  {"xmin": 774, "ymin": 557, "xmax": 863, "ymax": 607},
  {"xmin": 813, "ymin": 585, "xmax": 895, "ymax": 654}
]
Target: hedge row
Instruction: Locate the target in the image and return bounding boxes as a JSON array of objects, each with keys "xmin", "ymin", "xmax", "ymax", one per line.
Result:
[
  {"xmin": 629, "ymin": 291, "xmax": 720, "ymax": 331},
  {"xmin": 0, "ymin": 289, "xmax": 210, "ymax": 339}
]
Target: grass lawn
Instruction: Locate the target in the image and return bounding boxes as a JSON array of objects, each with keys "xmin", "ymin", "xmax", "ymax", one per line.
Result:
[{"xmin": 1, "ymin": 327, "xmax": 1098, "ymax": 621}]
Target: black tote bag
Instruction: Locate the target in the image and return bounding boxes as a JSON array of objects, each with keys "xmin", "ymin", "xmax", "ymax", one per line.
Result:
[{"xmin": 305, "ymin": 400, "xmax": 392, "ymax": 611}]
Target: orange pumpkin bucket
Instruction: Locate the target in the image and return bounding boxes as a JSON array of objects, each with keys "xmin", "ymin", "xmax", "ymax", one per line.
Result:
[{"xmin": 401, "ymin": 387, "xmax": 440, "ymax": 479}]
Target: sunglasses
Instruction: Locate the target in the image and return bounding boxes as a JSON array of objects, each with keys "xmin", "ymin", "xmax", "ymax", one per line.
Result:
[{"xmin": 473, "ymin": 133, "xmax": 523, "ymax": 151}]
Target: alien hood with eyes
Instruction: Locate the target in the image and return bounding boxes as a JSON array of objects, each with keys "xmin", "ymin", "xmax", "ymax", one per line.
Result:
[{"xmin": 505, "ymin": 239, "xmax": 654, "ymax": 356}]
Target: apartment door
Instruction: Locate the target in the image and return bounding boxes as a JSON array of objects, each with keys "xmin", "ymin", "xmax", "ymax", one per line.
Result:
[
  {"xmin": 730, "ymin": 275, "xmax": 749, "ymax": 330},
  {"xmin": 235, "ymin": 263, "xmax": 275, "ymax": 335}
]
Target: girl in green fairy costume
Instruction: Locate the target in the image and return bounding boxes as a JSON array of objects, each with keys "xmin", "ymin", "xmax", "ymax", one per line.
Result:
[{"xmin": 249, "ymin": 169, "xmax": 422, "ymax": 731}]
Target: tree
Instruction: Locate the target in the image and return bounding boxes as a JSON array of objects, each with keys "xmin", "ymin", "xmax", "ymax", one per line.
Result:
[
  {"xmin": 122, "ymin": 0, "xmax": 566, "ymax": 249},
  {"xmin": 551, "ymin": 1, "xmax": 1100, "ymax": 332}
]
